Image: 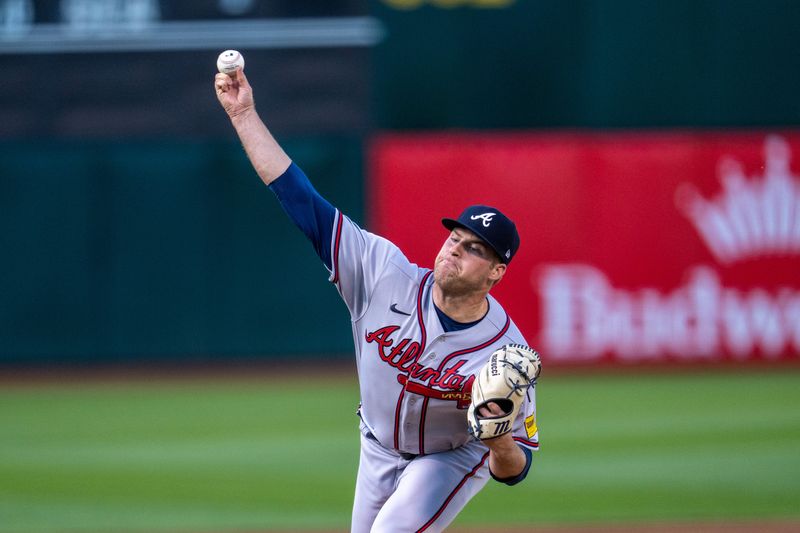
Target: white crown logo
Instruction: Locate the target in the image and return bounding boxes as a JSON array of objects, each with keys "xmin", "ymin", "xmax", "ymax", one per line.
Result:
[{"xmin": 676, "ymin": 135, "xmax": 800, "ymax": 264}]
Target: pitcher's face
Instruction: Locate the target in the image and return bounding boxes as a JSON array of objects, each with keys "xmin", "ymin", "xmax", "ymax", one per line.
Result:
[{"xmin": 434, "ymin": 228, "xmax": 506, "ymax": 295}]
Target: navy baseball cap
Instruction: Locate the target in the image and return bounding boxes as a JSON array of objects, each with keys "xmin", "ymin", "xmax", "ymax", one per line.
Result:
[{"xmin": 442, "ymin": 205, "xmax": 521, "ymax": 264}]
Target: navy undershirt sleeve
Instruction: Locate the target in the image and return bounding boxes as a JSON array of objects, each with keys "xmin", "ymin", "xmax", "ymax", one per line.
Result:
[
  {"xmin": 490, "ymin": 445, "xmax": 533, "ymax": 486},
  {"xmin": 268, "ymin": 162, "xmax": 337, "ymax": 270}
]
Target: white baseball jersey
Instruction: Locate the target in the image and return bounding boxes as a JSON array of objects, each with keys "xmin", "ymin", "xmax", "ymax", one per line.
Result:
[{"xmin": 328, "ymin": 210, "xmax": 539, "ymax": 456}]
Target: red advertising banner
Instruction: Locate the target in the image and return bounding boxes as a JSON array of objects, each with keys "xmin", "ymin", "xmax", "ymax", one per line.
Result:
[{"xmin": 369, "ymin": 132, "xmax": 800, "ymax": 364}]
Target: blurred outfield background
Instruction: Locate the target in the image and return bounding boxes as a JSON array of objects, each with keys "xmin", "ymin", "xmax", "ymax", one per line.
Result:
[
  {"xmin": 2, "ymin": 370, "xmax": 799, "ymax": 532},
  {"xmin": 1, "ymin": 0, "xmax": 800, "ymax": 531}
]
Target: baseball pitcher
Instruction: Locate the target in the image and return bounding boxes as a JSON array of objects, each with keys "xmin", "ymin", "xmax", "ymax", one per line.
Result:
[{"xmin": 214, "ymin": 67, "xmax": 540, "ymax": 533}]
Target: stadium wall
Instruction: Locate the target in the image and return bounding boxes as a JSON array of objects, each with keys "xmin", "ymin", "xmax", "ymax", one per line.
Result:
[
  {"xmin": 2, "ymin": 0, "xmax": 799, "ymax": 364},
  {"xmin": 369, "ymin": 131, "xmax": 800, "ymax": 364},
  {"xmin": 0, "ymin": 139, "xmax": 361, "ymax": 363}
]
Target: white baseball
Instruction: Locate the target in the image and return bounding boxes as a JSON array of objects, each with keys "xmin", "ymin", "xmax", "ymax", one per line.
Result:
[{"xmin": 217, "ymin": 50, "xmax": 245, "ymax": 76}]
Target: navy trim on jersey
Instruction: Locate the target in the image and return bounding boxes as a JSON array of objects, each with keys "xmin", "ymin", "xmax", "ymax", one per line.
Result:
[
  {"xmin": 394, "ymin": 271, "xmax": 433, "ymax": 451},
  {"xmin": 268, "ymin": 162, "xmax": 337, "ymax": 270},
  {"xmin": 416, "ymin": 451, "xmax": 490, "ymax": 532},
  {"xmin": 418, "ymin": 311, "xmax": 511, "ymax": 454},
  {"xmin": 489, "ymin": 445, "xmax": 532, "ymax": 486},
  {"xmin": 416, "ymin": 272, "xmax": 431, "ymax": 351},
  {"xmin": 393, "ymin": 386, "xmax": 406, "ymax": 451},
  {"xmin": 331, "ymin": 211, "xmax": 344, "ymax": 284},
  {"xmin": 513, "ymin": 435, "xmax": 539, "ymax": 449}
]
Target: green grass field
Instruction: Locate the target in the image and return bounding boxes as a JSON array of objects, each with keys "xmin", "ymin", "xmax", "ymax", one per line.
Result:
[{"xmin": 1, "ymin": 368, "xmax": 799, "ymax": 532}]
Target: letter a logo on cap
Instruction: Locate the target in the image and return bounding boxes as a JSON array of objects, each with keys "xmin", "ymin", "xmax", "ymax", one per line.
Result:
[
  {"xmin": 470, "ymin": 212, "xmax": 496, "ymax": 227},
  {"xmin": 441, "ymin": 204, "xmax": 520, "ymax": 264}
]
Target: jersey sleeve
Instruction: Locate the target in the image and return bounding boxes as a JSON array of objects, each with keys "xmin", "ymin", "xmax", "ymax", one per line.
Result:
[
  {"xmin": 512, "ymin": 383, "xmax": 539, "ymax": 453},
  {"xmin": 488, "ymin": 380, "xmax": 538, "ymax": 486},
  {"xmin": 268, "ymin": 162, "xmax": 404, "ymax": 320},
  {"xmin": 329, "ymin": 211, "xmax": 403, "ymax": 320}
]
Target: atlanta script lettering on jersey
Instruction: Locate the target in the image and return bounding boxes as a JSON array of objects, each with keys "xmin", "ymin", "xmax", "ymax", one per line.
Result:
[{"xmin": 365, "ymin": 325, "xmax": 475, "ymax": 407}]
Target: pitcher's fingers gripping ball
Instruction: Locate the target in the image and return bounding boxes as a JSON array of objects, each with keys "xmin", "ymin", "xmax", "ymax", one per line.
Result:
[
  {"xmin": 468, "ymin": 344, "xmax": 542, "ymax": 440},
  {"xmin": 217, "ymin": 49, "xmax": 245, "ymax": 77},
  {"xmin": 214, "ymin": 57, "xmax": 253, "ymax": 118}
]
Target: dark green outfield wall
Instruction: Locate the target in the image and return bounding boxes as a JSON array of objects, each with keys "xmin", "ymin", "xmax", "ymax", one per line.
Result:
[
  {"xmin": 0, "ymin": 139, "xmax": 362, "ymax": 363},
  {"xmin": 373, "ymin": 0, "xmax": 800, "ymax": 129}
]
